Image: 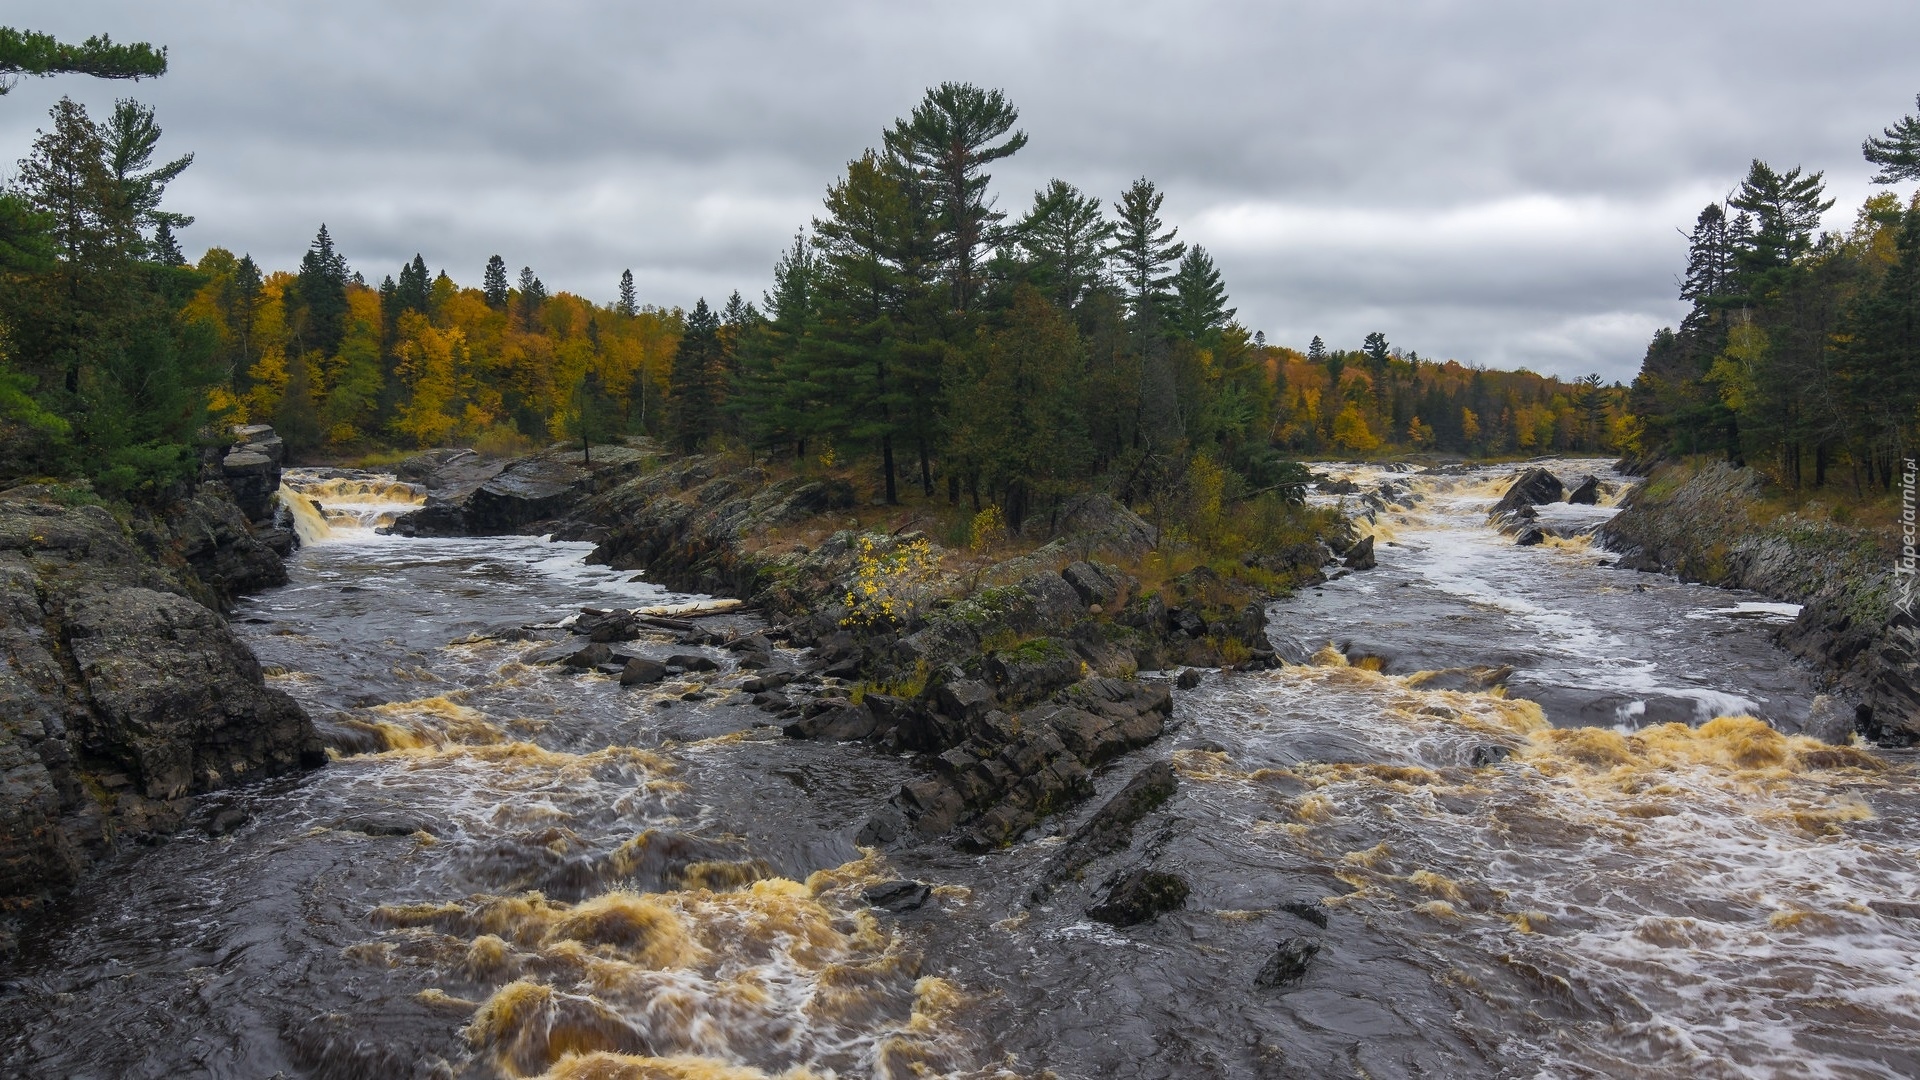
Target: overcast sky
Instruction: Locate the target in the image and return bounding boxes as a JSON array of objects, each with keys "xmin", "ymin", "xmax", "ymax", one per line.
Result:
[{"xmin": 7, "ymin": 2, "xmax": 1917, "ymax": 381}]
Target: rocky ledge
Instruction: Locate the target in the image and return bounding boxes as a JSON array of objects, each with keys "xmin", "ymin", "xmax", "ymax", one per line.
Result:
[
  {"xmin": 0, "ymin": 429, "xmax": 324, "ymax": 920},
  {"xmin": 1598, "ymin": 459, "xmax": 1906, "ymax": 741}
]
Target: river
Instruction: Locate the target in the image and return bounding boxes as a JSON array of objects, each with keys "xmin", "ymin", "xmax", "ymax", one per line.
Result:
[{"xmin": 2, "ymin": 459, "xmax": 1916, "ymax": 1079}]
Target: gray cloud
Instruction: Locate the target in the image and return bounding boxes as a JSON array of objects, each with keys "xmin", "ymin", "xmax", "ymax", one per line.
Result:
[{"xmin": 7, "ymin": 0, "xmax": 1915, "ymax": 381}]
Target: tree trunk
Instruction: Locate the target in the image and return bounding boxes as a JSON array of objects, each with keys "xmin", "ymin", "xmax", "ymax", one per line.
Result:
[{"xmin": 881, "ymin": 434, "xmax": 898, "ymax": 505}]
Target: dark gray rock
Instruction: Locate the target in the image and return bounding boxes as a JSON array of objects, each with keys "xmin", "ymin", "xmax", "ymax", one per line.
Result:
[
  {"xmin": 559, "ymin": 643, "xmax": 613, "ymax": 669},
  {"xmin": 1492, "ymin": 467, "xmax": 1565, "ymax": 517},
  {"xmin": 619, "ymin": 657, "xmax": 668, "ymax": 685},
  {"xmin": 1088, "ymin": 867, "xmax": 1190, "ymax": 926},
  {"xmin": 1567, "ymin": 475, "xmax": 1602, "ymax": 505},
  {"xmin": 1255, "ymin": 936, "xmax": 1321, "ymax": 988},
  {"xmin": 1278, "ymin": 899, "xmax": 1329, "ymax": 928},
  {"xmin": 1061, "ymin": 560, "xmax": 1133, "ymax": 609},
  {"xmin": 1514, "ymin": 526, "xmax": 1546, "ymax": 547},
  {"xmin": 1033, "ymin": 760, "xmax": 1177, "ymax": 901},
  {"xmin": 666, "ymin": 652, "xmax": 720, "ymax": 673},
  {"xmin": 862, "ymin": 879, "xmax": 933, "ymax": 913},
  {"xmin": 1343, "ymin": 535, "xmax": 1376, "ymax": 571},
  {"xmin": 783, "ymin": 703, "xmax": 877, "ymax": 741}
]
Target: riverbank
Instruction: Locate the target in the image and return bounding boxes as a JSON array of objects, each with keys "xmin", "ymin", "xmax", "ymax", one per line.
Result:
[
  {"xmin": 1598, "ymin": 458, "xmax": 1912, "ymax": 741},
  {"xmin": 0, "ymin": 426, "xmax": 324, "ymax": 925}
]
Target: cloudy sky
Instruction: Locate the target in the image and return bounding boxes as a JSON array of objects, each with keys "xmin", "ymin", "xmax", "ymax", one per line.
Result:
[{"xmin": 8, "ymin": 2, "xmax": 1917, "ymax": 381}]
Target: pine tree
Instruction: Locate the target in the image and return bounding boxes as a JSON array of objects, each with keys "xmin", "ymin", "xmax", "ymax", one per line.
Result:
[
  {"xmin": 483, "ymin": 254, "xmax": 509, "ymax": 309},
  {"xmin": 1864, "ymin": 93, "xmax": 1920, "ymax": 185},
  {"xmin": 150, "ymin": 218, "xmax": 182, "ymax": 265},
  {"xmin": 731, "ymin": 233, "xmax": 815, "ymax": 458},
  {"xmin": 1168, "ymin": 246, "xmax": 1234, "ymax": 341},
  {"xmin": 1110, "ymin": 177, "xmax": 1186, "ymax": 328},
  {"xmin": 883, "ymin": 82, "xmax": 1027, "ymax": 314},
  {"xmin": 295, "ymin": 224, "xmax": 349, "ymax": 355},
  {"xmin": 516, "ymin": 266, "xmax": 546, "ymax": 329},
  {"xmin": 616, "ymin": 268, "xmax": 637, "ymax": 316},
  {"xmin": 1308, "ymin": 335, "xmax": 1326, "ymax": 363},
  {"xmin": 0, "ymin": 28, "xmax": 167, "ymax": 93},
  {"xmin": 1016, "ymin": 180, "xmax": 1114, "ymax": 313},
  {"xmin": 1730, "ymin": 160, "xmax": 1834, "ymax": 279},
  {"xmin": 103, "ymin": 98, "xmax": 192, "ymax": 253},
  {"xmin": 396, "ymin": 254, "xmax": 430, "ymax": 314},
  {"xmin": 668, "ymin": 298, "xmax": 722, "ymax": 452}
]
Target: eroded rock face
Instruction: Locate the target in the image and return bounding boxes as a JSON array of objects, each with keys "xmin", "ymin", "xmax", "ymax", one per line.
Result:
[
  {"xmin": 0, "ymin": 496, "xmax": 321, "ymax": 911},
  {"xmin": 393, "ymin": 446, "xmax": 653, "ymax": 537}
]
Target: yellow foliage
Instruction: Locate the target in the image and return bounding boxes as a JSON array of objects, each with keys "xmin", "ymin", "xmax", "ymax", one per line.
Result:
[{"xmin": 1332, "ymin": 403, "xmax": 1379, "ymax": 451}]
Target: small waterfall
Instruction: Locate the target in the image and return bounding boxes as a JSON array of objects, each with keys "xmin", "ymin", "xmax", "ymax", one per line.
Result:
[
  {"xmin": 277, "ymin": 484, "xmax": 333, "ymax": 545},
  {"xmin": 278, "ymin": 471, "xmax": 427, "ymax": 542}
]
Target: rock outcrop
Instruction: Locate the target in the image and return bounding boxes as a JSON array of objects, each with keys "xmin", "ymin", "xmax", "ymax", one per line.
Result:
[
  {"xmin": 1491, "ymin": 467, "xmax": 1565, "ymax": 518},
  {"xmin": 0, "ymin": 493, "xmax": 322, "ymax": 916},
  {"xmin": 391, "ymin": 445, "xmax": 654, "ymax": 537},
  {"xmin": 547, "ymin": 454, "xmax": 1338, "ymax": 849}
]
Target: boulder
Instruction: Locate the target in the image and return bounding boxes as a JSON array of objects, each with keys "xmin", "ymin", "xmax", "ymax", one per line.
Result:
[
  {"xmin": 862, "ymin": 879, "xmax": 933, "ymax": 913},
  {"xmin": 1254, "ymin": 936, "xmax": 1321, "ymax": 988},
  {"xmin": 665, "ymin": 652, "xmax": 720, "ymax": 673},
  {"xmin": 619, "ymin": 657, "xmax": 668, "ymax": 686},
  {"xmin": 1061, "ymin": 560, "xmax": 1133, "ymax": 609},
  {"xmin": 1514, "ymin": 527, "xmax": 1546, "ymax": 547},
  {"xmin": 1566, "ymin": 475, "xmax": 1602, "ymax": 505},
  {"xmin": 1343, "ymin": 535, "xmax": 1377, "ymax": 571},
  {"xmin": 1087, "ymin": 867, "xmax": 1190, "ymax": 926},
  {"xmin": 1045, "ymin": 493, "xmax": 1158, "ymax": 557},
  {"xmin": 984, "ymin": 639, "xmax": 1083, "ymax": 706},
  {"xmin": 1492, "ymin": 468, "xmax": 1564, "ymax": 517}
]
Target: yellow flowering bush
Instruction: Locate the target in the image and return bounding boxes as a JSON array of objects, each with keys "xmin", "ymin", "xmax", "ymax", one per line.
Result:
[{"xmin": 842, "ymin": 534, "xmax": 944, "ymax": 630}]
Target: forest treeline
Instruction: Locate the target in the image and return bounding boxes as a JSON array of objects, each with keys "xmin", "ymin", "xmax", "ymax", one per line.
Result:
[
  {"xmin": 1629, "ymin": 96, "xmax": 1920, "ymax": 491},
  {"xmin": 0, "ymin": 55, "xmax": 1621, "ymax": 507}
]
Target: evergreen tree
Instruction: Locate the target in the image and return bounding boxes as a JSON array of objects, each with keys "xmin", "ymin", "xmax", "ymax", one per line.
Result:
[
  {"xmin": 1016, "ymin": 180, "xmax": 1114, "ymax": 313},
  {"xmin": 1169, "ymin": 246, "xmax": 1234, "ymax": 341},
  {"xmin": 516, "ymin": 265, "xmax": 546, "ymax": 329},
  {"xmin": 1680, "ymin": 203, "xmax": 1737, "ymax": 307},
  {"xmin": 668, "ymin": 297, "xmax": 722, "ymax": 453},
  {"xmin": 1864, "ymin": 93, "xmax": 1920, "ymax": 185},
  {"xmin": 567, "ymin": 368, "xmax": 619, "ymax": 463},
  {"xmin": 483, "ymin": 254, "xmax": 509, "ymax": 309},
  {"xmin": 616, "ymin": 268, "xmax": 637, "ymax": 316},
  {"xmin": 883, "ymin": 81, "xmax": 1027, "ymax": 314},
  {"xmin": 0, "ymin": 28, "xmax": 167, "ymax": 93},
  {"xmin": 1729, "ymin": 160, "xmax": 1834, "ymax": 280},
  {"xmin": 396, "ymin": 253, "xmax": 430, "ymax": 314},
  {"xmin": 731, "ymin": 233, "xmax": 815, "ymax": 458},
  {"xmin": 149, "ymin": 218, "xmax": 182, "ymax": 265},
  {"xmin": 295, "ymin": 224, "xmax": 349, "ymax": 356},
  {"xmin": 224, "ymin": 253, "xmax": 263, "ymax": 384},
  {"xmin": 103, "ymin": 98, "xmax": 192, "ymax": 252},
  {"xmin": 1110, "ymin": 178, "xmax": 1186, "ymax": 328},
  {"xmin": 1307, "ymin": 335, "xmax": 1326, "ymax": 363}
]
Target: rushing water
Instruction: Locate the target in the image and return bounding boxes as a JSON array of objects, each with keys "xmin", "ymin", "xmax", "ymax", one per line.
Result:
[{"xmin": 3, "ymin": 460, "xmax": 1918, "ymax": 1079}]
